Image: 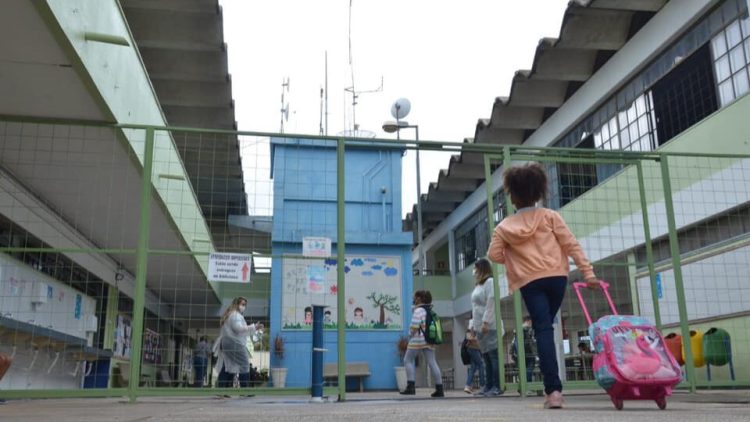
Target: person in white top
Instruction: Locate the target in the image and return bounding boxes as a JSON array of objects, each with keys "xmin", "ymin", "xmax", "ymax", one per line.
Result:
[
  {"xmin": 215, "ymin": 297, "xmax": 263, "ymax": 390},
  {"xmin": 471, "ymin": 258, "xmax": 503, "ymax": 396}
]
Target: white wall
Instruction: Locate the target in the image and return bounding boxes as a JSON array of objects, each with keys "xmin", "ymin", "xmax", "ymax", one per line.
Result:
[
  {"xmin": 576, "ymin": 159, "xmax": 750, "ymax": 265},
  {"xmin": 0, "ymin": 253, "xmax": 97, "ymax": 340},
  {"xmin": 637, "ymin": 244, "xmax": 750, "ymax": 325},
  {"xmin": 0, "ymin": 253, "xmax": 97, "ymax": 390},
  {"xmin": 0, "ymin": 342, "xmax": 84, "ymax": 390}
]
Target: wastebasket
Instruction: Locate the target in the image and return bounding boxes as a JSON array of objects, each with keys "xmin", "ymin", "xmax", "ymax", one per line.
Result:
[
  {"xmin": 703, "ymin": 328, "xmax": 731, "ymax": 366},
  {"xmin": 664, "ymin": 333, "xmax": 684, "ymax": 366},
  {"xmin": 683, "ymin": 330, "xmax": 705, "ymax": 368}
]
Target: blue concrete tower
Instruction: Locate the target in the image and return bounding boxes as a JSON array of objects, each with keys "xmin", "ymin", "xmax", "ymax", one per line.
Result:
[{"xmin": 269, "ymin": 137, "xmax": 413, "ymax": 390}]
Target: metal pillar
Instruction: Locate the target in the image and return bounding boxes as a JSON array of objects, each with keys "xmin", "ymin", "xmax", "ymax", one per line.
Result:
[{"xmin": 311, "ymin": 305, "xmax": 326, "ymax": 401}]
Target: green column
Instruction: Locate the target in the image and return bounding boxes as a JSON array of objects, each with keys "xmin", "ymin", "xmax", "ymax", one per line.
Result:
[
  {"xmin": 103, "ymin": 285, "xmax": 119, "ymax": 352},
  {"xmin": 483, "ymin": 149, "xmax": 509, "ymax": 394},
  {"xmin": 336, "ymin": 137, "xmax": 347, "ymax": 401},
  {"xmin": 503, "ymin": 147, "xmax": 526, "ymax": 396},
  {"xmin": 129, "ymin": 128, "xmax": 155, "ymax": 402},
  {"xmin": 659, "ymin": 155, "xmax": 696, "ymax": 392},
  {"xmin": 636, "ymin": 162, "xmax": 661, "ymax": 328}
]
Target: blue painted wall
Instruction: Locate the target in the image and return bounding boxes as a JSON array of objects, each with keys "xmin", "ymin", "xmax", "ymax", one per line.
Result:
[{"xmin": 269, "ymin": 138, "xmax": 413, "ymax": 389}]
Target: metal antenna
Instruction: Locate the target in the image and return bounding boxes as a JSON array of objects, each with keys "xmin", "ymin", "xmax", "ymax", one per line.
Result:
[
  {"xmin": 280, "ymin": 77, "xmax": 290, "ymax": 133},
  {"xmin": 344, "ymin": 0, "xmax": 383, "ymax": 133}
]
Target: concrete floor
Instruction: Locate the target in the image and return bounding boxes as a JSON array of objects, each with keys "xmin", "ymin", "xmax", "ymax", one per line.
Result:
[{"xmin": 1, "ymin": 389, "xmax": 749, "ymax": 421}]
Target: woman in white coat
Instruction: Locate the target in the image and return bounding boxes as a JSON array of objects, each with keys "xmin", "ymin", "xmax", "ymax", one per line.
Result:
[
  {"xmin": 471, "ymin": 258, "xmax": 503, "ymax": 396},
  {"xmin": 215, "ymin": 297, "xmax": 263, "ymax": 388}
]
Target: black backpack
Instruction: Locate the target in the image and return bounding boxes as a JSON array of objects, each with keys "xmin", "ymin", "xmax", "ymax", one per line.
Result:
[{"xmin": 460, "ymin": 338, "xmax": 471, "ymax": 365}]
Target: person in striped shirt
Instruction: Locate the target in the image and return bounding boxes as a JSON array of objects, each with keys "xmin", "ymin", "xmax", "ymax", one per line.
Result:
[{"xmin": 399, "ymin": 290, "xmax": 444, "ymax": 397}]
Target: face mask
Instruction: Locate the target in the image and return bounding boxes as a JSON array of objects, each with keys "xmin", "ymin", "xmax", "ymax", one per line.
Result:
[{"xmin": 238, "ymin": 304, "xmax": 246, "ymax": 314}]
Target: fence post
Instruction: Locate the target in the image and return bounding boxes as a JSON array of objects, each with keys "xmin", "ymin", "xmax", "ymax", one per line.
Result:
[
  {"xmin": 659, "ymin": 154, "xmax": 696, "ymax": 392},
  {"xmin": 483, "ymin": 147, "xmax": 510, "ymax": 393},
  {"xmin": 636, "ymin": 162, "xmax": 662, "ymax": 329},
  {"xmin": 336, "ymin": 137, "xmax": 347, "ymax": 401},
  {"xmin": 129, "ymin": 127, "xmax": 155, "ymax": 402}
]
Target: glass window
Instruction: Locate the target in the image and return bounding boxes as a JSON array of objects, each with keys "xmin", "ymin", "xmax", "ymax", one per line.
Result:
[
  {"xmin": 719, "ymin": 79, "xmax": 735, "ymax": 104},
  {"xmin": 635, "ymin": 95, "xmax": 646, "ymax": 116},
  {"xmin": 712, "ymin": 13, "xmax": 750, "ymax": 106},
  {"xmin": 594, "ymin": 132, "xmax": 603, "ymax": 148},
  {"xmin": 640, "ymin": 136, "xmax": 653, "ymax": 151},
  {"xmin": 618, "ymin": 111, "xmax": 628, "ymax": 130},
  {"xmin": 629, "ymin": 123, "xmax": 639, "ymax": 145},
  {"xmin": 638, "ymin": 114, "xmax": 649, "ymax": 136},
  {"xmin": 713, "ymin": 32, "xmax": 728, "ymax": 56},
  {"xmin": 609, "ymin": 118, "xmax": 618, "ymax": 139},
  {"xmin": 734, "ymin": 68, "xmax": 750, "ymax": 96},
  {"xmin": 729, "ymin": 44, "xmax": 747, "ymax": 73},
  {"xmin": 727, "ymin": 21, "xmax": 743, "ymax": 47},
  {"xmin": 627, "ymin": 102, "xmax": 637, "ymax": 123},
  {"xmin": 619, "ymin": 123, "xmax": 630, "ymax": 146},
  {"xmin": 716, "ymin": 55, "xmax": 732, "ymax": 81}
]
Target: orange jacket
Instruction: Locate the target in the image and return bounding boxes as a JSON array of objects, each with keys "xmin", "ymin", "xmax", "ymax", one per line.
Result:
[{"xmin": 487, "ymin": 207, "xmax": 595, "ymax": 293}]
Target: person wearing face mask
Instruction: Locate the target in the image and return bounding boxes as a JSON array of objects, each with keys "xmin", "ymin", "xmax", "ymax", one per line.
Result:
[
  {"xmin": 399, "ymin": 290, "xmax": 444, "ymax": 398},
  {"xmin": 471, "ymin": 258, "xmax": 503, "ymax": 397},
  {"xmin": 215, "ymin": 297, "xmax": 264, "ymax": 391}
]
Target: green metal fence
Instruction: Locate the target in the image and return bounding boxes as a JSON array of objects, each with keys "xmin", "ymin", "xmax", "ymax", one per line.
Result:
[{"xmin": 1, "ymin": 117, "xmax": 749, "ymax": 402}]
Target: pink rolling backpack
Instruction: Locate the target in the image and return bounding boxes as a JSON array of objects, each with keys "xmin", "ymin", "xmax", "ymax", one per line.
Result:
[{"xmin": 573, "ymin": 281, "xmax": 682, "ymax": 410}]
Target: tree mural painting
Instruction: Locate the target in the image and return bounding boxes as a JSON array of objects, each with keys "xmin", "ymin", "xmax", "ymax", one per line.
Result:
[
  {"xmin": 367, "ymin": 292, "xmax": 400, "ymax": 325},
  {"xmin": 281, "ymin": 255, "xmax": 403, "ymax": 329}
]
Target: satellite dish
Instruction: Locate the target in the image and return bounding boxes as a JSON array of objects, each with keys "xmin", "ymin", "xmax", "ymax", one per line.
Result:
[{"xmin": 390, "ymin": 98, "xmax": 411, "ymax": 120}]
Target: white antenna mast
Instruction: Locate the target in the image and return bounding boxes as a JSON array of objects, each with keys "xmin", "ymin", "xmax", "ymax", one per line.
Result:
[
  {"xmin": 344, "ymin": 0, "xmax": 383, "ymax": 133},
  {"xmin": 319, "ymin": 86, "xmax": 324, "ymax": 136},
  {"xmin": 320, "ymin": 51, "xmax": 329, "ymax": 136},
  {"xmin": 325, "ymin": 51, "xmax": 329, "ymax": 136},
  {"xmin": 280, "ymin": 77, "xmax": 290, "ymax": 133}
]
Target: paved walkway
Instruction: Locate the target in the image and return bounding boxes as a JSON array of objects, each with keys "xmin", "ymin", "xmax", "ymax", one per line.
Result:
[{"xmin": 1, "ymin": 389, "xmax": 749, "ymax": 421}]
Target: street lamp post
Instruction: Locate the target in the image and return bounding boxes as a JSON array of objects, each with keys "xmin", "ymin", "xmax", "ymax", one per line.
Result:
[{"xmin": 383, "ymin": 99, "xmax": 426, "ymax": 287}]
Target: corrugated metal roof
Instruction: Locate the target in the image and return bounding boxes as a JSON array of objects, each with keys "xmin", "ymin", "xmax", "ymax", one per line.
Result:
[
  {"xmin": 406, "ymin": 0, "xmax": 669, "ymax": 237},
  {"xmin": 122, "ymin": 0, "xmax": 259, "ymax": 253}
]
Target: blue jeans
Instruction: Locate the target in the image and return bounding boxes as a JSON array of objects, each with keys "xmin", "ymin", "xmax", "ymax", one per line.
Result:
[
  {"xmin": 525, "ymin": 358, "xmax": 535, "ymax": 382},
  {"xmin": 482, "ymin": 349, "xmax": 499, "ymax": 390},
  {"xmin": 193, "ymin": 356, "xmax": 207, "ymax": 387},
  {"xmin": 466, "ymin": 348, "xmax": 485, "ymax": 387},
  {"xmin": 520, "ymin": 276, "xmax": 567, "ymax": 395}
]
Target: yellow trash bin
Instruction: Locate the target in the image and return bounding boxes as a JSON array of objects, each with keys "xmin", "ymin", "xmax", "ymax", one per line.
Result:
[{"xmin": 682, "ymin": 330, "xmax": 705, "ymax": 368}]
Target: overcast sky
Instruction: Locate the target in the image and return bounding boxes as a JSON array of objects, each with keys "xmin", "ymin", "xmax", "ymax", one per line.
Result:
[{"xmin": 219, "ymin": 0, "xmax": 570, "ymax": 217}]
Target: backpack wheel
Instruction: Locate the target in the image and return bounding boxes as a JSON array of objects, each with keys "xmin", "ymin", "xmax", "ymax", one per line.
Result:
[
  {"xmin": 656, "ymin": 397, "xmax": 667, "ymax": 410},
  {"xmin": 612, "ymin": 397, "xmax": 624, "ymax": 410}
]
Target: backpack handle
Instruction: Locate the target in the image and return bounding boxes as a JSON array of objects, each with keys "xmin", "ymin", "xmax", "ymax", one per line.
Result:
[{"xmin": 572, "ymin": 280, "xmax": 616, "ymax": 326}]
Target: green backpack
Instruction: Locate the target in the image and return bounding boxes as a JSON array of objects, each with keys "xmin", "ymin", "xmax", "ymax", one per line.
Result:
[{"xmin": 422, "ymin": 305, "xmax": 443, "ymax": 345}]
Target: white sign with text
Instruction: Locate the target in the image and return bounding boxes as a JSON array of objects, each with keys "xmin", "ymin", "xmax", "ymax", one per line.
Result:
[{"xmin": 208, "ymin": 253, "xmax": 252, "ymax": 283}]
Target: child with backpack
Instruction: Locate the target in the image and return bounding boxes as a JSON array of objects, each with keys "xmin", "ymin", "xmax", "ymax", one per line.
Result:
[
  {"xmin": 399, "ymin": 289, "xmax": 444, "ymax": 398},
  {"xmin": 488, "ymin": 162, "xmax": 599, "ymax": 409}
]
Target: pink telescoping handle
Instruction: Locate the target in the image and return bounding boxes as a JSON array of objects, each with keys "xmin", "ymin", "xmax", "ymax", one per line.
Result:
[{"xmin": 572, "ymin": 280, "xmax": 617, "ymax": 326}]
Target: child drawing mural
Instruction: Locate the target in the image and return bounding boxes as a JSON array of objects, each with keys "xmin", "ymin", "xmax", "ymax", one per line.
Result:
[{"xmin": 281, "ymin": 255, "xmax": 403, "ymax": 330}]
